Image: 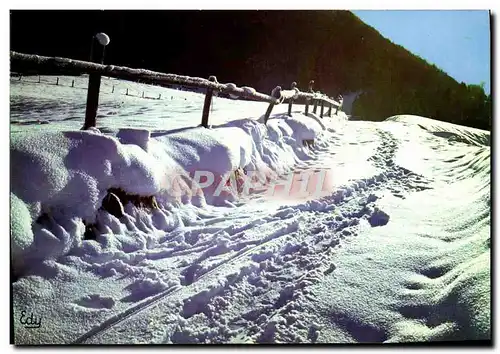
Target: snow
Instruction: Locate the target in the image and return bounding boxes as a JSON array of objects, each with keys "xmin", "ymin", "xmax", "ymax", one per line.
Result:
[
  {"xmin": 10, "ymin": 75, "xmax": 490, "ymax": 344},
  {"xmin": 10, "ymin": 193, "xmax": 34, "ymax": 272},
  {"xmin": 386, "ymin": 114, "xmax": 490, "ymax": 147},
  {"xmin": 117, "ymin": 128, "xmax": 151, "ymax": 151},
  {"xmin": 95, "ymin": 33, "xmax": 110, "ymax": 46},
  {"xmin": 282, "ymin": 115, "xmax": 323, "ymax": 141}
]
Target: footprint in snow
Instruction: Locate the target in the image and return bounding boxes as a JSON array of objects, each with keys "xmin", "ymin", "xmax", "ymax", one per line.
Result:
[{"xmin": 75, "ymin": 294, "xmax": 115, "ymax": 310}]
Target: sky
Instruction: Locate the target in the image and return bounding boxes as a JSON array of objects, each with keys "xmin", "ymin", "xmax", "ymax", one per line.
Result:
[{"xmin": 352, "ymin": 10, "xmax": 491, "ymax": 95}]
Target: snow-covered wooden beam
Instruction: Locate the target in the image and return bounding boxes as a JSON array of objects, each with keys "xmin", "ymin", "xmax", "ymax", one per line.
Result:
[
  {"xmin": 10, "ymin": 51, "xmax": 341, "ymax": 107},
  {"xmin": 11, "ymin": 51, "xmax": 281, "ymax": 103},
  {"xmin": 11, "ymin": 51, "xmax": 342, "ymax": 129},
  {"xmin": 312, "ymin": 94, "xmax": 339, "ymax": 107}
]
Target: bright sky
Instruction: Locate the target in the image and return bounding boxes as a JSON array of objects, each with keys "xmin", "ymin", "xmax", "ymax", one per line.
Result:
[{"xmin": 352, "ymin": 10, "xmax": 491, "ymax": 95}]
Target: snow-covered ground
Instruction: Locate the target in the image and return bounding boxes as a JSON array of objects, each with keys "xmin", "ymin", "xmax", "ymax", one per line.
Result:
[{"xmin": 10, "ymin": 76, "xmax": 490, "ymax": 344}]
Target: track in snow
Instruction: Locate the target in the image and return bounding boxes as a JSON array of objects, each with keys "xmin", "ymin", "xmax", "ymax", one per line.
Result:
[{"xmin": 71, "ymin": 126, "xmax": 435, "ymax": 344}]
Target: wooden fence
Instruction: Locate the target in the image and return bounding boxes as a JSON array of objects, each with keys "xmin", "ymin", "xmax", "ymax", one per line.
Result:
[
  {"xmin": 11, "ymin": 74, "xmax": 169, "ymax": 100},
  {"xmin": 10, "ymin": 50, "xmax": 343, "ymax": 129}
]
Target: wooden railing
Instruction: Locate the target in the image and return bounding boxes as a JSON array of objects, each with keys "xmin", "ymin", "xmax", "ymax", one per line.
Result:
[{"xmin": 10, "ymin": 50, "xmax": 343, "ymax": 129}]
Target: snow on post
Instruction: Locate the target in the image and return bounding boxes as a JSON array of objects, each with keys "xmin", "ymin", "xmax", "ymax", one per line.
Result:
[
  {"xmin": 305, "ymin": 80, "xmax": 314, "ymax": 115},
  {"xmin": 308, "ymin": 80, "xmax": 315, "ymax": 93},
  {"xmin": 95, "ymin": 32, "xmax": 111, "ymax": 46},
  {"xmin": 83, "ymin": 32, "xmax": 110, "ymax": 130}
]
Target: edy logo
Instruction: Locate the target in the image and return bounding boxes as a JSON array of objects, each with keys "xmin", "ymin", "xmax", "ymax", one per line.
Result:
[{"xmin": 19, "ymin": 310, "xmax": 42, "ymax": 329}]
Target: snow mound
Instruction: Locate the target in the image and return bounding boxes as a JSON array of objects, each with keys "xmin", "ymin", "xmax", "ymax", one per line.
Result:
[
  {"xmin": 336, "ymin": 110, "xmax": 349, "ymax": 121},
  {"xmin": 10, "ymin": 113, "xmax": 327, "ymax": 274},
  {"xmin": 11, "ymin": 193, "xmax": 34, "ymax": 272},
  {"xmin": 389, "ymin": 235, "xmax": 490, "ymax": 342},
  {"xmin": 117, "ymin": 128, "xmax": 151, "ymax": 152},
  {"xmin": 386, "ymin": 115, "xmax": 490, "ymax": 147},
  {"xmin": 278, "ymin": 115, "xmax": 323, "ymax": 141}
]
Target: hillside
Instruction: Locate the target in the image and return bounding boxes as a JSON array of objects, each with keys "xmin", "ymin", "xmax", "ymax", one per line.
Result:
[{"xmin": 10, "ymin": 10, "xmax": 491, "ymax": 129}]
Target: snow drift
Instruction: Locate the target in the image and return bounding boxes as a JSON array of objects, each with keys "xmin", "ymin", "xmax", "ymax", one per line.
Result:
[
  {"xmin": 10, "ymin": 108, "xmax": 340, "ymax": 275},
  {"xmin": 386, "ymin": 114, "xmax": 490, "ymax": 147}
]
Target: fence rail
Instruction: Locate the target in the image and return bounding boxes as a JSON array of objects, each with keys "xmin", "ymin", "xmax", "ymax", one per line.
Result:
[{"xmin": 10, "ymin": 50, "xmax": 343, "ymax": 128}]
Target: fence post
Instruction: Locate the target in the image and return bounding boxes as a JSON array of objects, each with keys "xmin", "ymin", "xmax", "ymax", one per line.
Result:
[
  {"xmin": 56, "ymin": 77, "xmax": 59, "ymax": 85},
  {"xmin": 305, "ymin": 79, "xmax": 314, "ymax": 115},
  {"xmin": 328, "ymin": 103, "xmax": 332, "ymax": 117},
  {"xmin": 158, "ymin": 93, "xmax": 161, "ymax": 100},
  {"xmin": 71, "ymin": 79, "xmax": 75, "ymax": 87},
  {"xmin": 308, "ymin": 80, "xmax": 315, "ymax": 93},
  {"xmin": 264, "ymin": 86, "xmax": 282, "ymax": 124},
  {"xmin": 264, "ymin": 103, "xmax": 275, "ymax": 124},
  {"xmin": 84, "ymin": 32, "xmax": 110, "ymax": 130},
  {"xmin": 142, "ymin": 91, "xmax": 145, "ymax": 98},
  {"xmin": 313, "ymin": 95, "xmax": 319, "ymax": 114},
  {"xmin": 336, "ymin": 94, "xmax": 343, "ymax": 115},
  {"xmin": 112, "ymin": 85, "xmax": 114, "ymax": 93},
  {"xmin": 38, "ymin": 75, "xmax": 41, "ymax": 83},
  {"xmin": 201, "ymin": 75, "xmax": 218, "ymax": 128},
  {"xmin": 320, "ymin": 99, "xmax": 325, "ymax": 118},
  {"xmin": 287, "ymin": 81, "xmax": 296, "ymax": 117},
  {"xmin": 126, "ymin": 88, "xmax": 129, "ymax": 96}
]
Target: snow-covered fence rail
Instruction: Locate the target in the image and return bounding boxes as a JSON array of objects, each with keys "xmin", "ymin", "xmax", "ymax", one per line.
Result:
[{"xmin": 10, "ymin": 51, "xmax": 342, "ymax": 128}]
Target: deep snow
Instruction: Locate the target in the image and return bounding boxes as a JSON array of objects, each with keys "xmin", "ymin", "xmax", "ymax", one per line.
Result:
[{"xmin": 10, "ymin": 75, "xmax": 490, "ymax": 344}]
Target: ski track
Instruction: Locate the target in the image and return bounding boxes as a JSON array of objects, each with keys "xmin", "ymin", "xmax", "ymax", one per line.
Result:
[{"xmin": 68, "ymin": 125, "xmax": 436, "ymax": 344}]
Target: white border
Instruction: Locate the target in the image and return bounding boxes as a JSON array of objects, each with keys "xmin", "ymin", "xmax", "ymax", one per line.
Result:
[
  {"xmin": 2, "ymin": 0, "xmax": 499, "ymax": 9},
  {"xmin": 2, "ymin": 1, "xmax": 496, "ymax": 353}
]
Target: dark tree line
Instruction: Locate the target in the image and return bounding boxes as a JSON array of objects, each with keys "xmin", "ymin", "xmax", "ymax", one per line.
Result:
[
  {"xmin": 10, "ymin": 10, "xmax": 491, "ymax": 130},
  {"xmin": 344, "ymin": 15, "xmax": 491, "ymax": 130}
]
